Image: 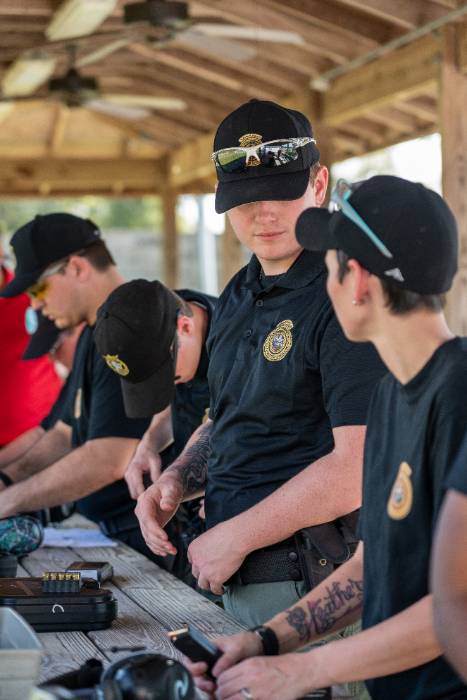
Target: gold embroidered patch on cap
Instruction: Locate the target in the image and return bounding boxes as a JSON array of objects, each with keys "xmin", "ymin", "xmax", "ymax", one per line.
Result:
[
  {"xmin": 263, "ymin": 320, "xmax": 293, "ymax": 362},
  {"xmin": 238, "ymin": 133, "xmax": 262, "ymax": 147},
  {"xmin": 104, "ymin": 354, "xmax": 129, "ymax": 376},
  {"xmin": 387, "ymin": 461, "xmax": 413, "ymax": 520}
]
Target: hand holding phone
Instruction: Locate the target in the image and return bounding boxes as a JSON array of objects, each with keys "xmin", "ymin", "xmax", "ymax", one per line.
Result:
[{"xmin": 168, "ymin": 624, "xmax": 222, "ymax": 674}]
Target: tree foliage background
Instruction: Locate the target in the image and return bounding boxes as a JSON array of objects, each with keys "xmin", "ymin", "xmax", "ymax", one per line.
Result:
[{"xmin": 0, "ymin": 196, "xmax": 162, "ymax": 235}]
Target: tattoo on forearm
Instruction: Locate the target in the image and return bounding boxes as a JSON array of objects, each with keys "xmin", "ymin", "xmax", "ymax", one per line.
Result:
[
  {"xmin": 285, "ymin": 578, "xmax": 364, "ymax": 641},
  {"xmin": 177, "ymin": 423, "xmax": 211, "ymax": 496}
]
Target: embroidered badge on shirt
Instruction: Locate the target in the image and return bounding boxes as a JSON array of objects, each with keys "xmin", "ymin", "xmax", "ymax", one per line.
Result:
[
  {"xmin": 103, "ymin": 354, "xmax": 129, "ymax": 376},
  {"xmin": 387, "ymin": 461, "xmax": 413, "ymax": 520},
  {"xmin": 263, "ymin": 320, "xmax": 294, "ymax": 362}
]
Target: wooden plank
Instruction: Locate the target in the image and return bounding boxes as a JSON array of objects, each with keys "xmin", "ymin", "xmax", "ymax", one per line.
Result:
[
  {"xmin": 440, "ymin": 25, "xmax": 467, "ymax": 334},
  {"xmin": 334, "ymin": 0, "xmax": 450, "ymax": 30},
  {"xmin": 0, "ymin": 159, "xmax": 165, "ymax": 197},
  {"xmin": 263, "ymin": 0, "xmax": 403, "ymax": 45},
  {"xmin": 322, "ymin": 34, "xmax": 441, "ymax": 125}
]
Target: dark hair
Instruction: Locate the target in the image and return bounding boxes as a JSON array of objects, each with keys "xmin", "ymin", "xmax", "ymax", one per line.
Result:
[
  {"xmin": 173, "ymin": 292, "xmax": 193, "ymax": 318},
  {"xmin": 309, "ymin": 162, "xmax": 321, "ymax": 185},
  {"xmin": 79, "ymin": 240, "xmax": 115, "ymax": 271},
  {"xmin": 336, "ymin": 249, "xmax": 445, "ymax": 314}
]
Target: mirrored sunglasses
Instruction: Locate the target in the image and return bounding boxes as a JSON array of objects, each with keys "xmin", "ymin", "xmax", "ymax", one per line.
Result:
[
  {"xmin": 211, "ymin": 137, "xmax": 316, "ymax": 174},
  {"xmin": 330, "ymin": 179, "xmax": 393, "ymax": 259}
]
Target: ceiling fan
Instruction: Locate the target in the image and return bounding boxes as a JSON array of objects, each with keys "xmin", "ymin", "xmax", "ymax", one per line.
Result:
[
  {"xmin": 0, "ymin": 0, "xmax": 305, "ymax": 123},
  {"xmin": 0, "ymin": 50, "xmax": 186, "ymax": 122}
]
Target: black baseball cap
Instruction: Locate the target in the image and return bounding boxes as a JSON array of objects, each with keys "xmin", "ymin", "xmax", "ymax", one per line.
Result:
[
  {"xmin": 0, "ymin": 213, "xmax": 102, "ymax": 298},
  {"xmin": 213, "ymin": 99, "xmax": 320, "ymax": 214},
  {"xmin": 23, "ymin": 312, "xmax": 61, "ymax": 360},
  {"xmin": 94, "ymin": 280, "xmax": 180, "ymax": 418},
  {"xmin": 296, "ymin": 175, "xmax": 458, "ymax": 295}
]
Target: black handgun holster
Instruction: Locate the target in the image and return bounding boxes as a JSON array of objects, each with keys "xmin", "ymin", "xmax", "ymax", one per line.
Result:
[{"xmin": 295, "ymin": 510, "xmax": 360, "ymax": 592}]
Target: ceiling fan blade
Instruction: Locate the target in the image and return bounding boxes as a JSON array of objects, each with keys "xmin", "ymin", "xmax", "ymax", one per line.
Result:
[
  {"xmin": 87, "ymin": 99, "xmax": 151, "ymax": 120},
  {"xmin": 101, "ymin": 94, "xmax": 186, "ymax": 110},
  {"xmin": 76, "ymin": 38, "xmax": 131, "ymax": 68},
  {"xmin": 175, "ymin": 29, "xmax": 256, "ymax": 62},
  {"xmin": 192, "ymin": 24, "xmax": 304, "ymax": 45}
]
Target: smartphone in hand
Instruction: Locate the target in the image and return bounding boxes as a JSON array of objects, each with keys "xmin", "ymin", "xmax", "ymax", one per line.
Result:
[{"xmin": 168, "ymin": 624, "xmax": 222, "ymax": 674}]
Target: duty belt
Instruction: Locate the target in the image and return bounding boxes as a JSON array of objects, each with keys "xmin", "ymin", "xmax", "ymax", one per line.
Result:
[
  {"xmin": 98, "ymin": 511, "xmax": 138, "ymax": 537},
  {"xmin": 228, "ymin": 538, "xmax": 305, "ymax": 585}
]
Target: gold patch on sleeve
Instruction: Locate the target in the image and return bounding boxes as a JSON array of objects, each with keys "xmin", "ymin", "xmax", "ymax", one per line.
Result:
[
  {"xmin": 103, "ymin": 354, "xmax": 129, "ymax": 377},
  {"xmin": 263, "ymin": 320, "xmax": 294, "ymax": 362},
  {"xmin": 387, "ymin": 461, "xmax": 413, "ymax": 520}
]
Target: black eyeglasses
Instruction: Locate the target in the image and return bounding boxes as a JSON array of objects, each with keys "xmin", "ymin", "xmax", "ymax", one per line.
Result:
[{"xmin": 211, "ymin": 137, "xmax": 316, "ymax": 173}]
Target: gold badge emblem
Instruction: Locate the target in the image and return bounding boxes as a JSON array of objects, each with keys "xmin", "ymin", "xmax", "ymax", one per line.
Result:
[
  {"xmin": 263, "ymin": 320, "xmax": 294, "ymax": 362},
  {"xmin": 387, "ymin": 461, "xmax": 413, "ymax": 520},
  {"xmin": 238, "ymin": 133, "xmax": 262, "ymax": 147},
  {"xmin": 104, "ymin": 354, "xmax": 129, "ymax": 376}
]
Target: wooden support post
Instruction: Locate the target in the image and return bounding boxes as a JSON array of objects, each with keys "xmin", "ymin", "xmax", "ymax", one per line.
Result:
[
  {"xmin": 440, "ymin": 26, "xmax": 467, "ymax": 334},
  {"xmin": 161, "ymin": 185, "xmax": 178, "ymax": 288},
  {"xmin": 222, "ymin": 216, "xmax": 243, "ymax": 289}
]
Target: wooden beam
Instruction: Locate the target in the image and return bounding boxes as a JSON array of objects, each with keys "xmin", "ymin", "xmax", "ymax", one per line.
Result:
[
  {"xmin": 334, "ymin": 0, "xmax": 450, "ymax": 30},
  {"xmin": 222, "ymin": 215, "xmax": 243, "ymax": 287},
  {"xmin": 161, "ymin": 167, "xmax": 178, "ymax": 288},
  {"xmin": 0, "ymin": 159, "xmax": 165, "ymax": 197},
  {"xmin": 322, "ymin": 34, "xmax": 441, "ymax": 125},
  {"xmin": 440, "ymin": 25, "xmax": 467, "ymax": 334},
  {"xmin": 49, "ymin": 104, "xmax": 69, "ymax": 156}
]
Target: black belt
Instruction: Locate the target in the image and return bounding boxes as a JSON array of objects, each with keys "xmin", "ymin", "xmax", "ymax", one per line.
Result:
[
  {"xmin": 99, "ymin": 511, "xmax": 137, "ymax": 537},
  {"xmin": 228, "ymin": 538, "xmax": 304, "ymax": 585}
]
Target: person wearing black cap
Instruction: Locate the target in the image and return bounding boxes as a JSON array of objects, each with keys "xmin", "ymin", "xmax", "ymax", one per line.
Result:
[
  {"xmin": 192, "ymin": 175, "xmax": 467, "ymax": 700},
  {"xmin": 0, "ymin": 213, "xmax": 153, "ymax": 559},
  {"xmin": 94, "ymin": 279, "xmax": 215, "ymax": 583},
  {"xmin": 136, "ymin": 99, "xmax": 384, "ymax": 668}
]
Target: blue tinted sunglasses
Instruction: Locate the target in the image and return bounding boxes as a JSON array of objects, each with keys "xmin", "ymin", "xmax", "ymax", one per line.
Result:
[{"xmin": 330, "ymin": 179, "xmax": 393, "ymax": 259}]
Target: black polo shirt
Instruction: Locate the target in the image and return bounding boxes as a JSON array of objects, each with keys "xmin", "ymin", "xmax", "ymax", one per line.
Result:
[
  {"xmin": 40, "ymin": 374, "xmax": 73, "ymax": 431},
  {"xmin": 360, "ymin": 337, "xmax": 467, "ymax": 700},
  {"xmin": 446, "ymin": 433, "xmax": 467, "ymax": 495},
  {"xmin": 61, "ymin": 324, "xmax": 150, "ymax": 527},
  {"xmin": 205, "ymin": 250, "xmax": 385, "ymax": 530}
]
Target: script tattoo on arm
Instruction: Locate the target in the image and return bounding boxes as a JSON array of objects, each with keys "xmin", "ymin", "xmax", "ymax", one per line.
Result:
[
  {"xmin": 285, "ymin": 578, "xmax": 364, "ymax": 642},
  {"xmin": 172, "ymin": 421, "xmax": 212, "ymax": 498}
]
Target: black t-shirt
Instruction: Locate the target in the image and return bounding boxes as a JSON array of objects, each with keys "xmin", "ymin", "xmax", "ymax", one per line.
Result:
[
  {"xmin": 40, "ymin": 374, "xmax": 73, "ymax": 431},
  {"xmin": 205, "ymin": 250, "xmax": 386, "ymax": 529},
  {"xmin": 61, "ymin": 325, "xmax": 150, "ymax": 526},
  {"xmin": 360, "ymin": 337, "xmax": 467, "ymax": 700},
  {"xmin": 446, "ymin": 434, "xmax": 467, "ymax": 495}
]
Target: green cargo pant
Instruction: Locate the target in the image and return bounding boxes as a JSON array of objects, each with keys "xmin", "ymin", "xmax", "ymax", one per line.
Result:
[{"xmin": 223, "ymin": 579, "xmax": 371, "ymax": 700}]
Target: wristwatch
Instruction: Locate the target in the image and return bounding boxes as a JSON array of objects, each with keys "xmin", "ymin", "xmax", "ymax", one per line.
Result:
[{"xmin": 249, "ymin": 625, "xmax": 279, "ymax": 655}]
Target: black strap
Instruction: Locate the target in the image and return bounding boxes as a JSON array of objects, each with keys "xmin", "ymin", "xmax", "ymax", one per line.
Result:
[
  {"xmin": 0, "ymin": 471, "xmax": 13, "ymax": 488},
  {"xmin": 250, "ymin": 625, "xmax": 279, "ymax": 655}
]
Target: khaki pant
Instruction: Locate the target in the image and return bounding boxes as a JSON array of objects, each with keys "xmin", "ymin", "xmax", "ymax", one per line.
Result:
[{"xmin": 223, "ymin": 580, "xmax": 371, "ymax": 700}]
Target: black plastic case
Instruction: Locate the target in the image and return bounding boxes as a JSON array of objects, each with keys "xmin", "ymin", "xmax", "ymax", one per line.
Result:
[{"xmin": 0, "ymin": 577, "xmax": 117, "ymax": 631}]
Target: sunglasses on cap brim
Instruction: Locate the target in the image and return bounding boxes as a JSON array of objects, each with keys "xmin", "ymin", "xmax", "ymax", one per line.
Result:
[
  {"xmin": 211, "ymin": 137, "xmax": 316, "ymax": 174},
  {"xmin": 329, "ymin": 179, "xmax": 393, "ymax": 259}
]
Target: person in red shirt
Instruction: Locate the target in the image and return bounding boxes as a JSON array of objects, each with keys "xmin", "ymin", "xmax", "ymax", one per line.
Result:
[{"xmin": 0, "ymin": 241, "xmax": 61, "ymax": 445}]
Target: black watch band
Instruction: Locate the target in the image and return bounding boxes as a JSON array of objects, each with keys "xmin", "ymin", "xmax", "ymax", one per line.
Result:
[
  {"xmin": 0, "ymin": 471, "xmax": 13, "ymax": 488},
  {"xmin": 249, "ymin": 625, "xmax": 279, "ymax": 655}
]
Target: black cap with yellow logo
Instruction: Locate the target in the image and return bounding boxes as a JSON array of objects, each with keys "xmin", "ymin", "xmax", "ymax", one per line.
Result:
[{"xmin": 94, "ymin": 280, "xmax": 179, "ymax": 418}]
